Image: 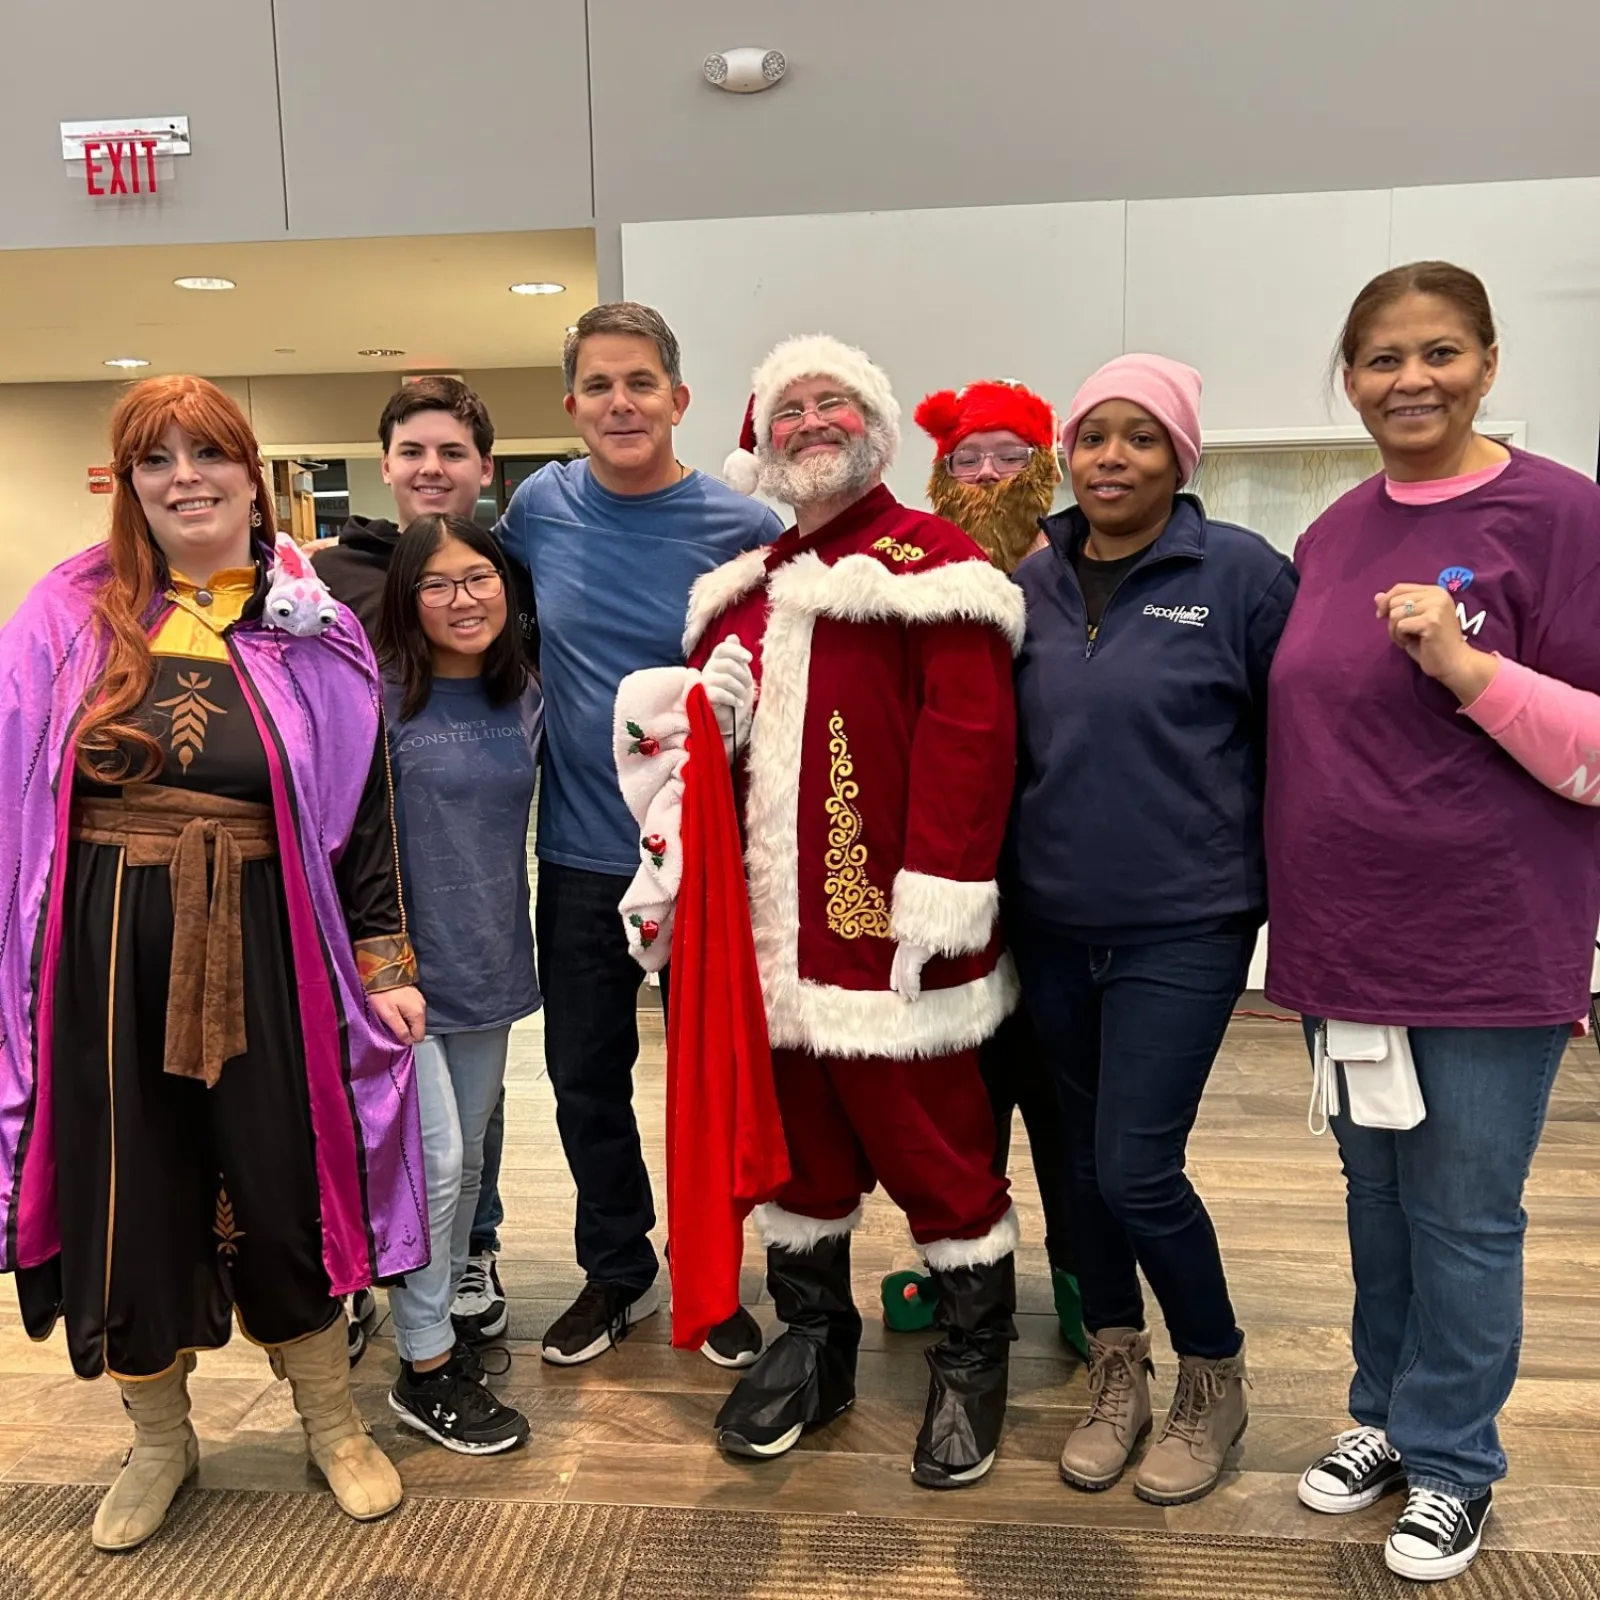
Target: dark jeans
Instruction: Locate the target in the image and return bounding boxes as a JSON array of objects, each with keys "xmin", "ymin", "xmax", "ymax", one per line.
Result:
[
  {"xmin": 535, "ymin": 861, "xmax": 659, "ymax": 1289},
  {"xmin": 981, "ymin": 1007, "xmax": 1075, "ymax": 1275},
  {"xmin": 1304, "ymin": 1018, "xmax": 1566, "ymax": 1496},
  {"xmin": 469, "ymin": 1088, "xmax": 505, "ymax": 1257},
  {"xmin": 1014, "ymin": 926, "xmax": 1254, "ymax": 1360}
]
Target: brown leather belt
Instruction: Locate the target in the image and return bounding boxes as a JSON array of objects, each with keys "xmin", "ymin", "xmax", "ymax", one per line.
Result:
[{"xmin": 72, "ymin": 786, "xmax": 278, "ymax": 1088}]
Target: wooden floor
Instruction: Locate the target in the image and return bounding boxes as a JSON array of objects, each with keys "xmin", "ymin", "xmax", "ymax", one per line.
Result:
[{"xmin": 5, "ymin": 1001, "xmax": 1600, "ymax": 1561}]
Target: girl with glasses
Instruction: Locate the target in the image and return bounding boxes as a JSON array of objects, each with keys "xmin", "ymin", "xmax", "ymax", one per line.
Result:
[{"xmin": 374, "ymin": 514, "xmax": 544, "ymax": 1455}]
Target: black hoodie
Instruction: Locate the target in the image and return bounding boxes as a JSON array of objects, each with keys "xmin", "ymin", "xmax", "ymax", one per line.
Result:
[{"xmin": 312, "ymin": 515, "xmax": 539, "ymax": 665}]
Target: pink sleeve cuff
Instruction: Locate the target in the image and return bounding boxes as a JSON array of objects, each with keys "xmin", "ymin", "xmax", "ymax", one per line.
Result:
[{"xmin": 1459, "ymin": 655, "xmax": 1536, "ymax": 735}]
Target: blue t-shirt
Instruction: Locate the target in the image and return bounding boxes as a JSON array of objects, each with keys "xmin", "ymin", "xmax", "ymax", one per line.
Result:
[
  {"xmin": 496, "ymin": 460, "xmax": 780, "ymax": 874},
  {"xmin": 385, "ymin": 675, "xmax": 544, "ymax": 1033}
]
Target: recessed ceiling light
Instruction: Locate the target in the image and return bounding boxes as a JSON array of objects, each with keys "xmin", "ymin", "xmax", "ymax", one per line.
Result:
[
  {"xmin": 104, "ymin": 357, "xmax": 149, "ymax": 368},
  {"xmin": 173, "ymin": 276, "xmax": 236, "ymax": 291},
  {"xmin": 509, "ymin": 281, "xmax": 565, "ymax": 296},
  {"xmin": 357, "ymin": 348, "xmax": 405, "ymax": 357}
]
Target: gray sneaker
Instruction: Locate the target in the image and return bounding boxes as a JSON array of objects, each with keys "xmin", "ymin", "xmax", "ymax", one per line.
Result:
[{"xmin": 1058, "ymin": 1327, "xmax": 1153, "ymax": 1491}]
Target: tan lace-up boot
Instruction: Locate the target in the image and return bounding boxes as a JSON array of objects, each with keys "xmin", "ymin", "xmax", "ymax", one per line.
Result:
[
  {"xmin": 1058, "ymin": 1327, "xmax": 1154, "ymax": 1491},
  {"xmin": 92, "ymin": 1352, "xmax": 200, "ymax": 1551},
  {"xmin": 270, "ymin": 1317, "xmax": 402, "ymax": 1520},
  {"xmin": 1134, "ymin": 1341, "xmax": 1250, "ymax": 1505}
]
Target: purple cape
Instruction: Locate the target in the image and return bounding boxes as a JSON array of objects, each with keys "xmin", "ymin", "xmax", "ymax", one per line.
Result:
[{"xmin": 0, "ymin": 545, "xmax": 427, "ymax": 1291}]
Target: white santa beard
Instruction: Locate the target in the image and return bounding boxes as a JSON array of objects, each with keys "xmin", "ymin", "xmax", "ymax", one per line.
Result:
[{"xmin": 759, "ymin": 430, "xmax": 881, "ymax": 509}]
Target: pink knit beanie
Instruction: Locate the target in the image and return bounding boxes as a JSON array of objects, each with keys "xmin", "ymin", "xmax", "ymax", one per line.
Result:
[{"xmin": 1060, "ymin": 354, "xmax": 1204, "ymax": 486}]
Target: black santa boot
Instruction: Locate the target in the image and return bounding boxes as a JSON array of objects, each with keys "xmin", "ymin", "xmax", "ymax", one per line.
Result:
[
  {"xmin": 715, "ymin": 1230, "xmax": 861, "ymax": 1459},
  {"xmin": 911, "ymin": 1250, "xmax": 1019, "ymax": 1489}
]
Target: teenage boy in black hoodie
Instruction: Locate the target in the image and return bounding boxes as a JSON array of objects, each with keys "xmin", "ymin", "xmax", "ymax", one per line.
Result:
[
  {"xmin": 314, "ymin": 376, "xmax": 536, "ymax": 654},
  {"xmin": 314, "ymin": 376, "xmax": 535, "ymax": 1360}
]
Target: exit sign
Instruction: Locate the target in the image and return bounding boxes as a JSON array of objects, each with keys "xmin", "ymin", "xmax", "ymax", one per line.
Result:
[{"xmin": 62, "ymin": 116, "xmax": 189, "ymax": 199}]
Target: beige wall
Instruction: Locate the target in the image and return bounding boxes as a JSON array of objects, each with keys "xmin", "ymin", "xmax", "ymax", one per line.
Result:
[{"xmin": 0, "ymin": 367, "xmax": 574, "ymax": 621}]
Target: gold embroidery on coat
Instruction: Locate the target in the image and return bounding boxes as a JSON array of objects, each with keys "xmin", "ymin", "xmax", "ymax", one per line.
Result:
[
  {"xmin": 214, "ymin": 1181, "xmax": 245, "ymax": 1259},
  {"xmin": 871, "ymin": 535, "xmax": 926, "ymax": 564},
  {"xmin": 823, "ymin": 711, "xmax": 892, "ymax": 940},
  {"xmin": 155, "ymin": 671, "xmax": 226, "ymax": 771}
]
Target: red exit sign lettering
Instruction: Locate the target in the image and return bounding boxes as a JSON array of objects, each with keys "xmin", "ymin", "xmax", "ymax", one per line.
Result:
[{"xmin": 84, "ymin": 138, "xmax": 159, "ymax": 197}]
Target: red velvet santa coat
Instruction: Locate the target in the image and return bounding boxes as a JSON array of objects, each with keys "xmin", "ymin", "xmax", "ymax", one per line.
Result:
[{"xmin": 685, "ymin": 483, "xmax": 1024, "ymax": 1061}]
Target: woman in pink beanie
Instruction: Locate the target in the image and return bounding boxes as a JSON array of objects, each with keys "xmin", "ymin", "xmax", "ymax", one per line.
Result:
[{"xmin": 1007, "ymin": 352, "xmax": 1298, "ymax": 1506}]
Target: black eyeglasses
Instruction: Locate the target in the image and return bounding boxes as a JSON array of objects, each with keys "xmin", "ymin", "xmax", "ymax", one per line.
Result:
[{"xmin": 415, "ymin": 570, "xmax": 503, "ymax": 608}]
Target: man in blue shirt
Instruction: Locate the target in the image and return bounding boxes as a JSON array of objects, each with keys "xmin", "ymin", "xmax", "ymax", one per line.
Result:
[{"xmin": 496, "ymin": 303, "xmax": 781, "ymax": 1368}]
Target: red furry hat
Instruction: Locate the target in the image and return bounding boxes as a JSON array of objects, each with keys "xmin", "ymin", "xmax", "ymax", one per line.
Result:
[{"xmin": 914, "ymin": 379, "xmax": 1056, "ymax": 461}]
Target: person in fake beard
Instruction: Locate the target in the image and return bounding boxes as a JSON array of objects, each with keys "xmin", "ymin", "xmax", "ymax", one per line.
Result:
[
  {"xmin": 919, "ymin": 381, "xmax": 1061, "ymax": 576},
  {"xmin": 889, "ymin": 381, "xmax": 1086, "ymax": 1359}
]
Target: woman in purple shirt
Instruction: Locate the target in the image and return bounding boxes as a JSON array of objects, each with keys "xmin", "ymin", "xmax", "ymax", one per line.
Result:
[{"xmin": 1267, "ymin": 262, "xmax": 1600, "ymax": 1583}]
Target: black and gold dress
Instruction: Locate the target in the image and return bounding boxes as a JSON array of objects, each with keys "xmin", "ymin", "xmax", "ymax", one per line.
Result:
[{"xmin": 17, "ymin": 567, "xmax": 411, "ymax": 1379}]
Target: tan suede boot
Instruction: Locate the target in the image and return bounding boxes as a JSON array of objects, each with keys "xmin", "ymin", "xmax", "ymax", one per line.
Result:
[
  {"xmin": 270, "ymin": 1317, "xmax": 401, "ymax": 1521},
  {"xmin": 92, "ymin": 1353, "xmax": 200, "ymax": 1551},
  {"xmin": 1133, "ymin": 1341, "xmax": 1250, "ymax": 1506},
  {"xmin": 1058, "ymin": 1327, "xmax": 1153, "ymax": 1491}
]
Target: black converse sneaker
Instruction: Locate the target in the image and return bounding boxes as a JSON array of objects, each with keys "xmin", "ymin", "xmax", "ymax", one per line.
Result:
[
  {"xmin": 1298, "ymin": 1426, "xmax": 1406, "ymax": 1513},
  {"xmin": 346, "ymin": 1289, "xmax": 378, "ymax": 1367},
  {"xmin": 701, "ymin": 1306, "xmax": 764, "ymax": 1369},
  {"xmin": 1385, "ymin": 1485, "xmax": 1492, "ymax": 1581},
  {"xmin": 451, "ymin": 1253, "xmax": 509, "ymax": 1343},
  {"xmin": 388, "ymin": 1353, "xmax": 530, "ymax": 1455},
  {"xmin": 540, "ymin": 1281, "xmax": 659, "ymax": 1366}
]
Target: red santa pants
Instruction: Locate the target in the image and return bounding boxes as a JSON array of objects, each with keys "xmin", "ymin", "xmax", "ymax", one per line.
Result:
[{"xmin": 769, "ymin": 1045, "xmax": 1011, "ymax": 1247}]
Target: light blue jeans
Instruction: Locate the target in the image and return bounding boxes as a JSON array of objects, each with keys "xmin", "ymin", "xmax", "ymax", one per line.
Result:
[
  {"xmin": 1306, "ymin": 1020, "xmax": 1567, "ymax": 1496},
  {"xmin": 386, "ymin": 1025, "xmax": 514, "ymax": 1363}
]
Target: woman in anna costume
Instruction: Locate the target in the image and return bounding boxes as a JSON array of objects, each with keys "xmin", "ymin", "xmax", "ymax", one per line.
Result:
[{"xmin": 0, "ymin": 376, "xmax": 428, "ymax": 1550}]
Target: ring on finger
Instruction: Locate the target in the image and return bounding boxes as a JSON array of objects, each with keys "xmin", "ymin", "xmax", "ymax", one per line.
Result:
[{"xmin": 1403, "ymin": 599, "xmax": 1416, "ymax": 616}]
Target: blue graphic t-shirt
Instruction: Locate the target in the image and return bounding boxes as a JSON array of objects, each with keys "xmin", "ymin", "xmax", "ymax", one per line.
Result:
[
  {"xmin": 385, "ymin": 675, "xmax": 544, "ymax": 1033},
  {"xmin": 496, "ymin": 460, "xmax": 781, "ymax": 874}
]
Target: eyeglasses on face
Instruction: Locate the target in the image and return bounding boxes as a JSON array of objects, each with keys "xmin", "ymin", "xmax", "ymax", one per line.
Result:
[
  {"xmin": 770, "ymin": 395, "xmax": 858, "ymax": 433},
  {"xmin": 415, "ymin": 570, "xmax": 504, "ymax": 608},
  {"xmin": 948, "ymin": 446, "xmax": 1035, "ymax": 480}
]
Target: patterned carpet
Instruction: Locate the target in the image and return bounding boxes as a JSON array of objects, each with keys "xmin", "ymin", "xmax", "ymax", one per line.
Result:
[{"xmin": 2, "ymin": 1483, "xmax": 1598, "ymax": 1600}]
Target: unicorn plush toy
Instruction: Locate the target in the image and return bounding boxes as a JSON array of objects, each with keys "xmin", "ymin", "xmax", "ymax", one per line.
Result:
[{"xmin": 263, "ymin": 535, "xmax": 339, "ymax": 637}]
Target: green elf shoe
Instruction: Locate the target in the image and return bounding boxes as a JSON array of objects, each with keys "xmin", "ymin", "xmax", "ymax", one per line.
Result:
[
  {"xmin": 1052, "ymin": 1269, "xmax": 1089, "ymax": 1360},
  {"xmin": 880, "ymin": 1269, "xmax": 939, "ymax": 1332}
]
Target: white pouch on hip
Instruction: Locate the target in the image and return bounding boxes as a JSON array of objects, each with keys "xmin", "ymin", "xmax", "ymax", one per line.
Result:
[{"xmin": 1308, "ymin": 1020, "xmax": 1426, "ymax": 1135}]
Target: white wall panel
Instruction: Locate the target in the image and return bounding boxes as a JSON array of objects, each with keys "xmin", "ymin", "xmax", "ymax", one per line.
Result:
[
  {"xmin": 1124, "ymin": 190, "xmax": 1393, "ymax": 431},
  {"xmin": 622, "ymin": 202, "xmax": 1126, "ymax": 505},
  {"xmin": 1390, "ymin": 179, "xmax": 1600, "ymax": 475}
]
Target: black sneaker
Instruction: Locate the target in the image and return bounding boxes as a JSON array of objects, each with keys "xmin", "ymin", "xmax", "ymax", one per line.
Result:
[
  {"xmin": 451, "ymin": 1253, "xmax": 508, "ymax": 1343},
  {"xmin": 388, "ymin": 1354, "xmax": 530, "ymax": 1455},
  {"xmin": 1385, "ymin": 1485, "xmax": 1492, "ymax": 1582},
  {"xmin": 346, "ymin": 1289, "xmax": 378, "ymax": 1367},
  {"xmin": 700, "ymin": 1305, "xmax": 764, "ymax": 1368},
  {"xmin": 1298, "ymin": 1426, "xmax": 1406, "ymax": 1513},
  {"xmin": 540, "ymin": 1281, "xmax": 659, "ymax": 1366}
]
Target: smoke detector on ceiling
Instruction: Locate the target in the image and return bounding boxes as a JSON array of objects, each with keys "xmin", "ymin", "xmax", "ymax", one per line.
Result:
[{"xmin": 704, "ymin": 48, "xmax": 786, "ymax": 93}]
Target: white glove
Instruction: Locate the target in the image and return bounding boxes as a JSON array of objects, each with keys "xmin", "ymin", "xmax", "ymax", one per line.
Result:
[
  {"xmin": 889, "ymin": 941, "xmax": 933, "ymax": 1003},
  {"xmin": 702, "ymin": 634, "xmax": 756, "ymax": 759}
]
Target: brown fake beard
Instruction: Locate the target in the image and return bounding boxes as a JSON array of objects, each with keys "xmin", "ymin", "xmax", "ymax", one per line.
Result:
[{"xmin": 927, "ymin": 450, "xmax": 1058, "ymax": 575}]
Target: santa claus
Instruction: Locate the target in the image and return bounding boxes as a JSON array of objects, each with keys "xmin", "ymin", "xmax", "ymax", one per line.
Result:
[{"xmin": 616, "ymin": 335, "xmax": 1025, "ymax": 1488}]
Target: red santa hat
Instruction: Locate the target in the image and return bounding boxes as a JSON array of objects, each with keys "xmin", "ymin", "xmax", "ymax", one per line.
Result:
[
  {"xmin": 722, "ymin": 334, "xmax": 901, "ymax": 494},
  {"xmin": 914, "ymin": 379, "xmax": 1057, "ymax": 461}
]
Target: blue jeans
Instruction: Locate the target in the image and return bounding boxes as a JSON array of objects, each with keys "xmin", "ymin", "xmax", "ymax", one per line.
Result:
[
  {"xmin": 385, "ymin": 1025, "xmax": 513, "ymax": 1362},
  {"xmin": 470, "ymin": 1089, "xmax": 505, "ymax": 1256},
  {"xmin": 1014, "ymin": 926, "xmax": 1253, "ymax": 1360},
  {"xmin": 1306, "ymin": 1020, "xmax": 1566, "ymax": 1496}
]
